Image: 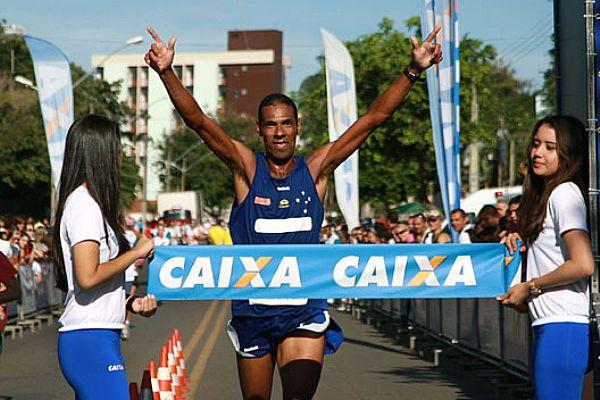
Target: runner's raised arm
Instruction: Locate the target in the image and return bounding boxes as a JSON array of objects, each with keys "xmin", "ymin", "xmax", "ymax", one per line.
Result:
[
  {"xmin": 307, "ymin": 25, "xmax": 443, "ymax": 199},
  {"xmin": 144, "ymin": 26, "xmax": 255, "ymax": 198}
]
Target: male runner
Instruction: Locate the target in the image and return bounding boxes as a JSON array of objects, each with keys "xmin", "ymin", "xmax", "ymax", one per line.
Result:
[{"xmin": 146, "ymin": 25, "xmax": 442, "ymax": 400}]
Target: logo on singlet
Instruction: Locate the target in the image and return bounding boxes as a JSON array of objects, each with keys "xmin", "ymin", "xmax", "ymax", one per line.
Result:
[
  {"xmin": 243, "ymin": 345, "xmax": 259, "ymax": 352},
  {"xmin": 278, "ymin": 199, "xmax": 290, "ymax": 208},
  {"xmin": 254, "ymin": 196, "xmax": 271, "ymax": 206},
  {"xmin": 108, "ymin": 364, "xmax": 124, "ymax": 372},
  {"xmin": 276, "ymin": 186, "xmax": 290, "ymax": 191}
]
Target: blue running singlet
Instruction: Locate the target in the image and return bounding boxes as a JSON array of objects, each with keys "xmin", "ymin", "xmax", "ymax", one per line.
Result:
[{"xmin": 229, "ymin": 153, "xmax": 327, "ymax": 317}]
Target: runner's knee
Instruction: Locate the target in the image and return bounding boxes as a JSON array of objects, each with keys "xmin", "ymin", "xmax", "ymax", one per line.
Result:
[{"xmin": 280, "ymin": 359, "xmax": 322, "ymax": 400}]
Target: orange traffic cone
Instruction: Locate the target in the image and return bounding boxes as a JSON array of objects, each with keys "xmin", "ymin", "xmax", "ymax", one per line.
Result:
[
  {"xmin": 140, "ymin": 368, "xmax": 153, "ymax": 400},
  {"xmin": 174, "ymin": 329, "xmax": 188, "ymax": 384},
  {"xmin": 129, "ymin": 382, "xmax": 140, "ymax": 400},
  {"xmin": 158, "ymin": 346, "xmax": 174, "ymax": 400},
  {"xmin": 171, "ymin": 331, "xmax": 188, "ymax": 392},
  {"xmin": 149, "ymin": 360, "xmax": 160, "ymax": 400},
  {"xmin": 168, "ymin": 339, "xmax": 184, "ymax": 400}
]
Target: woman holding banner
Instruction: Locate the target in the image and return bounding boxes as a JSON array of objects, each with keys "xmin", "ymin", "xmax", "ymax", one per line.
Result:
[
  {"xmin": 51, "ymin": 115, "xmax": 159, "ymax": 399},
  {"xmin": 499, "ymin": 116, "xmax": 593, "ymax": 399}
]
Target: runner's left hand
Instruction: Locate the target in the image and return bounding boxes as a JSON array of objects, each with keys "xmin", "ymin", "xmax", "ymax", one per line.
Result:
[{"xmin": 410, "ymin": 23, "xmax": 443, "ymax": 70}]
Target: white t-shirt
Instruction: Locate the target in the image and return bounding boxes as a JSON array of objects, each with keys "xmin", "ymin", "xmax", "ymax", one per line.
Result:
[
  {"xmin": 58, "ymin": 185, "xmax": 125, "ymax": 332},
  {"xmin": 153, "ymin": 236, "xmax": 170, "ymax": 246},
  {"xmin": 124, "ymin": 229, "xmax": 138, "ymax": 282},
  {"xmin": 458, "ymin": 224, "xmax": 473, "ymax": 244},
  {"xmin": 527, "ymin": 182, "xmax": 589, "ymax": 327},
  {"xmin": 0, "ymin": 239, "xmax": 12, "ymax": 258}
]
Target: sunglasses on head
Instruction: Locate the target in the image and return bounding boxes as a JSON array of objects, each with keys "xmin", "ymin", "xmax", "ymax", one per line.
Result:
[{"xmin": 394, "ymin": 229, "xmax": 408, "ymax": 235}]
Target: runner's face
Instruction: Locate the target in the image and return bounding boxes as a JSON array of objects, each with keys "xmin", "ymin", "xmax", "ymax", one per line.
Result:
[{"xmin": 258, "ymin": 104, "xmax": 300, "ymax": 161}]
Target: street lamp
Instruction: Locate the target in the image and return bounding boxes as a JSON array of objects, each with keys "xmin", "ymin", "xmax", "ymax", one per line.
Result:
[
  {"xmin": 14, "ymin": 75, "xmax": 38, "ymax": 91},
  {"xmin": 73, "ymin": 35, "xmax": 144, "ymax": 89}
]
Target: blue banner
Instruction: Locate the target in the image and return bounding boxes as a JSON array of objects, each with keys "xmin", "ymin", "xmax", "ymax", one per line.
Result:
[
  {"xmin": 148, "ymin": 244, "xmax": 520, "ymax": 300},
  {"xmin": 24, "ymin": 36, "xmax": 74, "ymax": 189}
]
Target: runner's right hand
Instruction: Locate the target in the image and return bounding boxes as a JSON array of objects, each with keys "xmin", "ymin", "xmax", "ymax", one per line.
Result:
[
  {"xmin": 145, "ymin": 26, "xmax": 176, "ymax": 75},
  {"xmin": 134, "ymin": 235, "xmax": 155, "ymax": 260}
]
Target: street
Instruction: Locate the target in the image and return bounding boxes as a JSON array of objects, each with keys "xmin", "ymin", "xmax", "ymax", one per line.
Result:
[{"xmin": 0, "ymin": 300, "xmax": 493, "ymax": 400}]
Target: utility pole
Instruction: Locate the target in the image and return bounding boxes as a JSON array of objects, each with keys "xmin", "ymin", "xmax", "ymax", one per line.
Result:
[
  {"xmin": 508, "ymin": 136, "xmax": 516, "ymax": 186},
  {"xmin": 497, "ymin": 116, "xmax": 507, "ymax": 187},
  {"xmin": 181, "ymin": 157, "xmax": 186, "ymax": 191},
  {"xmin": 141, "ymin": 131, "xmax": 148, "ymax": 230},
  {"xmin": 468, "ymin": 81, "xmax": 480, "ymax": 193},
  {"xmin": 166, "ymin": 148, "xmax": 172, "ymax": 192}
]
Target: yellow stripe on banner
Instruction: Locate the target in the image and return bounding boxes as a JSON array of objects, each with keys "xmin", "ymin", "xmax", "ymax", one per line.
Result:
[
  {"xmin": 504, "ymin": 257, "xmax": 514, "ymax": 267},
  {"xmin": 187, "ymin": 301, "xmax": 229, "ymax": 399},
  {"xmin": 233, "ymin": 257, "xmax": 272, "ymax": 288},
  {"xmin": 407, "ymin": 256, "xmax": 447, "ymax": 287}
]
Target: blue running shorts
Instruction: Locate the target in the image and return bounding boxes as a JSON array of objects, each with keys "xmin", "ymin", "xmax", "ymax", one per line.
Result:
[
  {"xmin": 532, "ymin": 322, "xmax": 590, "ymax": 400},
  {"xmin": 58, "ymin": 329, "xmax": 128, "ymax": 400},
  {"xmin": 227, "ymin": 308, "xmax": 344, "ymax": 358}
]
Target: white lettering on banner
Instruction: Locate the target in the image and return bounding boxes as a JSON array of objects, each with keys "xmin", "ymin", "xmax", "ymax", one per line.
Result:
[
  {"xmin": 157, "ymin": 254, "xmax": 479, "ymax": 290},
  {"xmin": 183, "ymin": 257, "xmax": 215, "ymax": 288},
  {"xmin": 240, "ymin": 257, "xmax": 266, "ymax": 288},
  {"xmin": 356, "ymin": 256, "xmax": 388, "ymax": 287},
  {"xmin": 269, "ymin": 257, "xmax": 301, "ymax": 288},
  {"xmin": 333, "ymin": 256, "xmax": 359, "ymax": 287},
  {"xmin": 391, "ymin": 256, "xmax": 408, "ymax": 286},
  {"xmin": 218, "ymin": 257, "xmax": 233, "ymax": 288},
  {"xmin": 160, "ymin": 257, "xmax": 185, "ymax": 289},
  {"xmin": 443, "ymin": 255, "xmax": 476, "ymax": 286},
  {"xmin": 414, "ymin": 256, "xmax": 441, "ymax": 286}
]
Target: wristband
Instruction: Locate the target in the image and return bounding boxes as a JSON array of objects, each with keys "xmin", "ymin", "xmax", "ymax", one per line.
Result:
[
  {"xmin": 403, "ymin": 67, "xmax": 425, "ymax": 84},
  {"xmin": 126, "ymin": 295, "xmax": 137, "ymax": 313}
]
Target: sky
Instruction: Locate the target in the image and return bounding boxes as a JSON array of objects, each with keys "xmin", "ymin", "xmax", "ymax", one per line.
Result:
[{"xmin": 2, "ymin": 0, "xmax": 554, "ymax": 93}]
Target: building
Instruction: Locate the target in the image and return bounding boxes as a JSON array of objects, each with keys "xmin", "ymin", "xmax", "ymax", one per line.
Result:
[{"xmin": 92, "ymin": 29, "xmax": 291, "ymax": 204}]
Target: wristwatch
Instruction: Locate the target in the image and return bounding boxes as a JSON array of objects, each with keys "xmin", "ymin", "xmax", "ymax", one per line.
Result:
[
  {"xmin": 403, "ymin": 67, "xmax": 424, "ymax": 84},
  {"xmin": 528, "ymin": 279, "xmax": 542, "ymax": 297}
]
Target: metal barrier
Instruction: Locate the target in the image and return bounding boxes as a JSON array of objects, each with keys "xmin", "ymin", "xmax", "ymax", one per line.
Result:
[
  {"xmin": 368, "ymin": 296, "xmax": 531, "ymax": 376},
  {"xmin": 4, "ymin": 261, "xmax": 64, "ymax": 336}
]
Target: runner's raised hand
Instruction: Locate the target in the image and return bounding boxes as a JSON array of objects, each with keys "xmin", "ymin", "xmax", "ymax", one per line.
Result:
[
  {"xmin": 410, "ymin": 23, "xmax": 443, "ymax": 71},
  {"xmin": 144, "ymin": 26, "xmax": 176, "ymax": 75}
]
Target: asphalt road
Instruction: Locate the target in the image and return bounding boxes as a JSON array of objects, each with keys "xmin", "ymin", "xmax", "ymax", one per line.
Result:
[{"xmin": 0, "ymin": 301, "xmax": 489, "ymax": 400}]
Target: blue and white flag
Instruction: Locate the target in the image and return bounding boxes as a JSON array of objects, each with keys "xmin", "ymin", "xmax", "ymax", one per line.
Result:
[
  {"xmin": 24, "ymin": 36, "xmax": 74, "ymax": 189},
  {"xmin": 148, "ymin": 243, "xmax": 521, "ymax": 300},
  {"xmin": 321, "ymin": 28, "xmax": 360, "ymax": 229},
  {"xmin": 418, "ymin": 0, "xmax": 461, "ymax": 239}
]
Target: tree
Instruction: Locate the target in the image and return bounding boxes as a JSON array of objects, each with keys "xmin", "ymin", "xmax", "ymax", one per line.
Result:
[
  {"xmin": 293, "ymin": 18, "xmax": 536, "ymax": 211},
  {"xmin": 0, "ymin": 20, "xmax": 140, "ymax": 215},
  {"xmin": 157, "ymin": 112, "xmax": 262, "ymax": 218}
]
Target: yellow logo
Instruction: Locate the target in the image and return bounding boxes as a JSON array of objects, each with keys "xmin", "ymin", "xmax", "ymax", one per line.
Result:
[{"xmin": 279, "ymin": 199, "xmax": 290, "ymax": 208}]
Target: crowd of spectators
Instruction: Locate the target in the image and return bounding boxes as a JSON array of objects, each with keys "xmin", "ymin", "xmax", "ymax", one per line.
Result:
[{"xmin": 319, "ymin": 195, "xmax": 522, "ymax": 247}]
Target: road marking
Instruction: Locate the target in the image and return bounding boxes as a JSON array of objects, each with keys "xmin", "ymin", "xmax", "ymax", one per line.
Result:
[
  {"xmin": 187, "ymin": 301, "xmax": 229, "ymax": 398},
  {"xmin": 183, "ymin": 300, "xmax": 219, "ymax": 357}
]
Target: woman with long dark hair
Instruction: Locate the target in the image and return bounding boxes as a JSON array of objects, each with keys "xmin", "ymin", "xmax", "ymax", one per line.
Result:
[
  {"xmin": 499, "ymin": 115, "xmax": 594, "ymax": 399},
  {"xmin": 52, "ymin": 115, "xmax": 157, "ymax": 399}
]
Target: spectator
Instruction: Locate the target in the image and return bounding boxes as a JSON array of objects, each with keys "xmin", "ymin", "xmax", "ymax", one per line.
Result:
[
  {"xmin": 449, "ymin": 208, "xmax": 473, "ymax": 244},
  {"xmin": 469, "ymin": 205, "xmax": 501, "ymax": 243},
  {"xmin": 391, "ymin": 224, "xmax": 411, "ymax": 243},
  {"xmin": 425, "ymin": 210, "xmax": 450, "ymax": 243},
  {"xmin": 411, "ymin": 213, "xmax": 429, "ymax": 243},
  {"xmin": 207, "ymin": 219, "xmax": 233, "ymax": 246},
  {"xmin": 495, "ymin": 198, "xmax": 508, "ymax": 218},
  {"xmin": 508, "ymin": 195, "xmax": 521, "ymax": 228},
  {"xmin": 153, "ymin": 224, "xmax": 171, "ymax": 246},
  {"xmin": 0, "ymin": 252, "xmax": 21, "ymax": 353}
]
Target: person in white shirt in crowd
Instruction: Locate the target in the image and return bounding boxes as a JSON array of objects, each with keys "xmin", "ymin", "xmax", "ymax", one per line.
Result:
[
  {"xmin": 153, "ymin": 224, "xmax": 171, "ymax": 246},
  {"xmin": 122, "ymin": 218, "xmax": 140, "ymax": 340},
  {"xmin": 411, "ymin": 213, "xmax": 429, "ymax": 243},
  {"xmin": 449, "ymin": 208, "xmax": 473, "ymax": 244},
  {"xmin": 425, "ymin": 210, "xmax": 450, "ymax": 244},
  {"xmin": 52, "ymin": 115, "xmax": 158, "ymax": 399},
  {"xmin": 499, "ymin": 116, "xmax": 594, "ymax": 400}
]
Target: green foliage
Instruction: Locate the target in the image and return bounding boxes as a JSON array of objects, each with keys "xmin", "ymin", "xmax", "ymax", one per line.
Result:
[
  {"xmin": 157, "ymin": 113, "xmax": 262, "ymax": 217},
  {"xmin": 0, "ymin": 20, "xmax": 140, "ymax": 215},
  {"xmin": 293, "ymin": 18, "xmax": 536, "ymax": 209}
]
